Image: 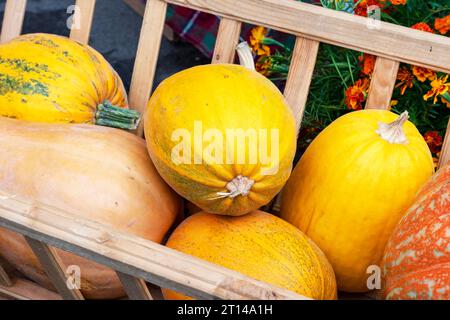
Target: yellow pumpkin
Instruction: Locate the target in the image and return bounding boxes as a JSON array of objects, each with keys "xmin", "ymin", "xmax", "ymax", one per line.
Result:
[
  {"xmin": 0, "ymin": 117, "xmax": 181, "ymax": 299},
  {"xmin": 0, "ymin": 33, "xmax": 139, "ymax": 129},
  {"xmin": 144, "ymin": 44, "xmax": 296, "ymax": 216},
  {"xmin": 162, "ymin": 211, "xmax": 337, "ymax": 300},
  {"xmin": 280, "ymin": 110, "xmax": 434, "ymax": 292}
]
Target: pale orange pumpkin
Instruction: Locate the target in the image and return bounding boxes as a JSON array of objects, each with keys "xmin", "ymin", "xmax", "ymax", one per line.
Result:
[
  {"xmin": 162, "ymin": 210, "xmax": 337, "ymax": 300},
  {"xmin": 0, "ymin": 117, "xmax": 181, "ymax": 299}
]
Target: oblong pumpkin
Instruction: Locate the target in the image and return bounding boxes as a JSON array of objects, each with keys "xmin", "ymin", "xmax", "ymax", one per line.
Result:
[
  {"xmin": 0, "ymin": 117, "xmax": 181, "ymax": 299},
  {"xmin": 280, "ymin": 110, "xmax": 434, "ymax": 292},
  {"xmin": 381, "ymin": 163, "xmax": 450, "ymax": 300},
  {"xmin": 0, "ymin": 33, "xmax": 139, "ymax": 129},
  {"xmin": 144, "ymin": 63, "xmax": 296, "ymax": 216},
  {"xmin": 162, "ymin": 210, "xmax": 337, "ymax": 300}
]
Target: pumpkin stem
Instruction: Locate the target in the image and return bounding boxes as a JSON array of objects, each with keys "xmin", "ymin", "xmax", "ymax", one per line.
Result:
[
  {"xmin": 376, "ymin": 111, "xmax": 409, "ymax": 144},
  {"xmin": 216, "ymin": 175, "xmax": 254, "ymax": 198},
  {"xmin": 236, "ymin": 42, "xmax": 256, "ymax": 71},
  {"xmin": 95, "ymin": 101, "xmax": 141, "ymax": 130}
]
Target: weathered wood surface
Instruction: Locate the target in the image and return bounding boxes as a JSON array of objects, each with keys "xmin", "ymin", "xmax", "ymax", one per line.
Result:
[
  {"xmin": 0, "ymin": 193, "xmax": 307, "ymax": 300},
  {"xmin": 0, "ymin": 0, "xmax": 27, "ymax": 43},
  {"xmin": 166, "ymin": 0, "xmax": 450, "ymax": 73}
]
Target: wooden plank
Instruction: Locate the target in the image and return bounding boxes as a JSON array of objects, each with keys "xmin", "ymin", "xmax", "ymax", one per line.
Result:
[
  {"xmin": 0, "ymin": 277, "xmax": 62, "ymax": 300},
  {"xmin": 439, "ymin": 119, "xmax": 450, "ymax": 168},
  {"xmin": 69, "ymin": 0, "xmax": 96, "ymax": 44},
  {"xmin": 24, "ymin": 237, "xmax": 84, "ymax": 300},
  {"xmin": 284, "ymin": 37, "xmax": 320, "ymax": 133},
  {"xmin": 0, "ymin": 193, "xmax": 307, "ymax": 300},
  {"xmin": 129, "ymin": 0, "xmax": 168, "ymax": 136},
  {"xmin": 212, "ymin": 18, "xmax": 242, "ymax": 64},
  {"xmin": 0, "ymin": 264, "xmax": 12, "ymax": 287},
  {"xmin": 166, "ymin": 0, "xmax": 450, "ymax": 73},
  {"xmin": 365, "ymin": 57, "xmax": 400, "ymax": 110},
  {"xmin": 0, "ymin": 0, "xmax": 27, "ymax": 44},
  {"xmin": 117, "ymin": 271, "xmax": 154, "ymax": 300}
]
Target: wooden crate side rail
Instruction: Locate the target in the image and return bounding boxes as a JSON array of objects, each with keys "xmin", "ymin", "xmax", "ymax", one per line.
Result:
[
  {"xmin": 0, "ymin": 193, "xmax": 307, "ymax": 300},
  {"xmin": 166, "ymin": 0, "xmax": 450, "ymax": 74}
]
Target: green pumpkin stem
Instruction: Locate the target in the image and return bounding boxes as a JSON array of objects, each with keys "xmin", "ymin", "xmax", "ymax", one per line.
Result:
[{"xmin": 95, "ymin": 101, "xmax": 141, "ymax": 130}]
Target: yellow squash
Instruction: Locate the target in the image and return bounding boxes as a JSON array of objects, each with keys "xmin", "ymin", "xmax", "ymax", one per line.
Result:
[
  {"xmin": 280, "ymin": 110, "xmax": 434, "ymax": 292},
  {"xmin": 0, "ymin": 33, "xmax": 139, "ymax": 129},
  {"xmin": 144, "ymin": 44, "xmax": 296, "ymax": 216},
  {"xmin": 163, "ymin": 210, "xmax": 337, "ymax": 300}
]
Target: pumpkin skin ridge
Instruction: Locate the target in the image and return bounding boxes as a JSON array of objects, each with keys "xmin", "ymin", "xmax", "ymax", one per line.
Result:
[
  {"xmin": 281, "ymin": 110, "xmax": 434, "ymax": 292},
  {"xmin": 381, "ymin": 164, "xmax": 450, "ymax": 299},
  {"xmin": 162, "ymin": 211, "xmax": 337, "ymax": 300}
]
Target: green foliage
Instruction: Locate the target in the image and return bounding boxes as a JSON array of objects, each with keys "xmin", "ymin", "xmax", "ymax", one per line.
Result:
[{"xmin": 254, "ymin": 0, "xmax": 450, "ymax": 157}]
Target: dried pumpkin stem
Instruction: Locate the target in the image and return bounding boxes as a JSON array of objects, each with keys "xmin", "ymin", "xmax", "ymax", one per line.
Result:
[
  {"xmin": 376, "ymin": 111, "xmax": 409, "ymax": 144},
  {"xmin": 95, "ymin": 101, "xmax": 141, "ymax": 130},
  {"xmin": 236, "ymin": 42, "xmax": 256, "ymax": 71},
  {"xmin": 216, "ymin": 175, "xmax": 255, "ymax": 199}
]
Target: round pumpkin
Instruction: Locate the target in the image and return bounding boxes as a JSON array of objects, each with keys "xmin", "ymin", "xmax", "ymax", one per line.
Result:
[
  {"xmin": 0, "ymin": 117, "xmax": 181, "ymax": 299},
  {"xmin": 144, "ymin": 51, "xmax": 296, "ymax": 216},
  {"xmin": 280, "ymin": 110, "xmax": 434, "ymax": 292},
  {"xmin": 0, "ymin": 33, "xmax": 139, "ymax": 129},
  {"xmin": 381, "ymin": 163, "xmax": 450, "ymax": 300},
  {"xmin": 162, "ymin": 210, "xmax": 337, "ymax": 300}
]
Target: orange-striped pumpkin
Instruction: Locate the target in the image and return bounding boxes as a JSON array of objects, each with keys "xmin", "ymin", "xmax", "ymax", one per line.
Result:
[{"xmin": 381, "ymin": 163, "xmax": 450, "ymax": 300}]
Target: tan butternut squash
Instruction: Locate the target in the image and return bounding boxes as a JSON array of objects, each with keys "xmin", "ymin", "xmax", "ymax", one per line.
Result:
[{"xmin": 0, "ymin": 117, "xmax": 181, "ymax": 299}]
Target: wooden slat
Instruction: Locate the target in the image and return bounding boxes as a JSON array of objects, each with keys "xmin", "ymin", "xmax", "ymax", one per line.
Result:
[
  {"xmin": 212, "ymin": 18, "xmax": 242, "ymax": 64},
  {"xmin": 117, "ymin": 271, "xmax": 154, "ymax": 300},
  {"xmin": 24, "ymin": 237, "xmax": 84, "ymax": 300},
  {"xmin": 69, "ymin": 0, "xmax": 96, "ymax": 44},
  {"xmin": 0, "ymin": 277, "xmax": 62, "ymax": 300},
  {"xmin": 284, "ymin": 37, "xmax": 320, "ymax": 133},
  {"xmin": 0, "ymin": 0, "xmax": 27, "ymax": 44},
  {"xmin": 166, "ymin": 0, "xmax": 450, "ymax": 73},
  {"xmin": 129, "ymin": 0, "xmax": 168, "ymax": 136},
  {"xmin": 365, "ymin": 57, "xmax": 400, "ymax": 110},
  {"xmin": 0, "ymin": 264, "xmax": 12, "ymax": 287},
  {"xmin": 0, "ymin": 193, "xmax": 307, "ymax": 300},
  {"xmin": 439, "ymin": 119, "xmax": 450, "ymax": 168}
]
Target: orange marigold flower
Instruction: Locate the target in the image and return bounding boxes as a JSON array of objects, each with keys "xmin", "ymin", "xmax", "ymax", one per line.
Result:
[
  {"xmin": 390, "ymin": 0, "xmax": 407, "ymax": 5},
  {"xmin": 249, "ymin": 26, "xmax": 271, "ymax": 57},
  {"xmin": 433, "ymin": 151, "xmax": 441, "ymax": 168},
  {"xmin": 435, "ymin": 14, "xmax": 450, "ymax": 35},
  {"xmin": 411, "ymin": 22, "xmax": 434, "ymax": 33},
  {"xmin": 424, "ymin": 74, "xmax": 450, "ymax": 104},
  {"xmin": 358, "ymin": 54, "xmax": 376, "ymax": 76},
  {"xmin": 353, "ymin": 0, "xmax": 384, "ymax": 17},
  {"xmin": 423, "ymin": 131, "xmax": 443, "ymax": 154},
  {"xmin": 412, "ymin": 66, "xmax": 436, "ymax": 82},
  {"xmin": 395, "ymin": 68, "xmax": 414, "ymax": 95},
  {"xmin": 345, "ymin": 78, "xmax": 369, "ymax": 110},
  {"xmin": 256, "ymin": 56, "xmax": 271, "ymax": 76}
]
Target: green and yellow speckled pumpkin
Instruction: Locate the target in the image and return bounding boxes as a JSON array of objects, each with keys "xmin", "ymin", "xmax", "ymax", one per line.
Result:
[
  {"xmin": 0, "ymin": 33, "xmax": 139, "ymax": 129},
  {"xmin": 163, "ymin": 210, "xmax": 337, "ymax": 300},
  {"xmin": 144, "ymin": 44, "xmax": 296, "ymax": 216}
]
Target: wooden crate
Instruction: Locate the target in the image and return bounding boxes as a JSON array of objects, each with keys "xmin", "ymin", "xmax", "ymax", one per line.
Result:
[{"xmin": 0, "ymin": 0, "xmax": 449, "ymax": 300}]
